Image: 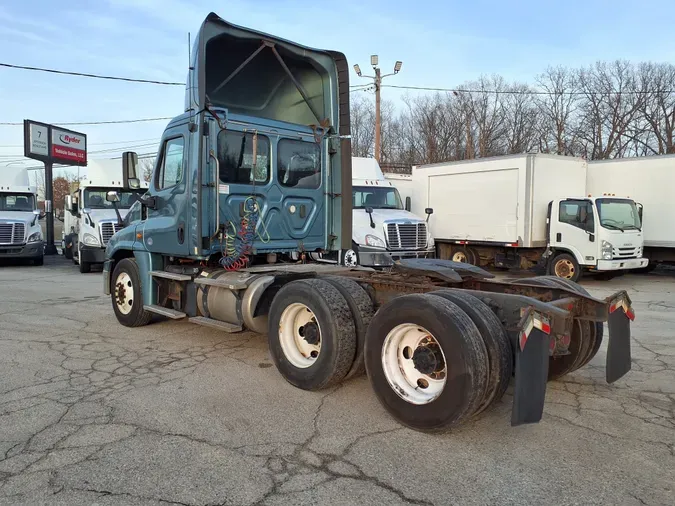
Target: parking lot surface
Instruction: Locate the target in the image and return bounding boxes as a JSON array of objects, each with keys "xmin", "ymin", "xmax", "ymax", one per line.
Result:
[{"xmin": 1, "ymin": 257, "xmax": 674, "ymax": 505}]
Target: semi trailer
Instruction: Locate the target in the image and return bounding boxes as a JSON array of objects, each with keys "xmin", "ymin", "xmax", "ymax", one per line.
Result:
[
  {"xmin": 0, "ymin": 167, "xmax": 44, "ymax": 265},
  {"xmin": 410, "ymin": 154, "xmax": 647, "ymax": 281},
  {"xmin": 62, "ymin": 159, "xmax": 148, "ymax": 272},
  {"xmin": 587, "ymin": 155, "xmax": 675, "ymax": 270},
  {"xmin": 102, "ymin": 12, "xmax": 636, "ymax": 432}
]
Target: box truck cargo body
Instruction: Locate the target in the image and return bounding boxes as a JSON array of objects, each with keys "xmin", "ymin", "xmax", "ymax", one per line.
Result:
[
  {"xmin": 412, "ymin": 153, "xmax": 647, "ymax": 280},
  {"xmin": 588, "ymin": 155, "xmax": 675, "ymax": 267}
]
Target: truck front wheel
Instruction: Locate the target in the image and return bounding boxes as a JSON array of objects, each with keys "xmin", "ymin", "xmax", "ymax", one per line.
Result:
[
  {"xmin": 111, "ymin": 258, "xmax": 152, "ymax": 327},
  {"xmin": 341, "ymin": 242, "xmax": 360, "ymax": 267},
  {"xmin": 549, "ymin": 253, "xmax": 581, "ymax": 282},
  {"xmin": 268, "ymin": 279, "xmax": 357, "ymax": 390}
]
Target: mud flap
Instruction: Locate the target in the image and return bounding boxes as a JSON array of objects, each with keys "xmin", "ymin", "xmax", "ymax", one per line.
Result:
[
  {"xmin": 511, "ymin": 328, "xmax": 550, "ymax": 426},
  {"xmin": 606, "ymin": 309, "xmax": 632, "ymax": 383}
]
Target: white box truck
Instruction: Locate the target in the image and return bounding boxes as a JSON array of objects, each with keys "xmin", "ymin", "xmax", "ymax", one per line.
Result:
[
  {"xmin": 0, "ymin": 167, "xmax": 44, "ymax": 265},
  {"xmin": 332, "ymin": 157, "xmax": 434, "ymax": 267},
  {"xmin": 411, "ymin": 153, "xmax": 647, "ymax": 281},
  {"xmin": 588, "ymin": 154, "xmax": 675, "ymax": 270},
  {"xmin": 62, "ymin": 159, "xmax": 148, "ymax": 273}
]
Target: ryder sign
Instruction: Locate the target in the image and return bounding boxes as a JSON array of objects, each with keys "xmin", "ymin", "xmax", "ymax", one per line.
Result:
[
  {"xmin": 23, "ymin": 120, "xmax": 87, "ymax": 167},
  {"xmin": 51, "ymin": 128, "xmax": 87, "ymax": 164}
]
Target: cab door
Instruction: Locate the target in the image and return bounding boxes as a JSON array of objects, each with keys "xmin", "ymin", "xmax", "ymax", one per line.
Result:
[
  {"xmin": 549, "ymin": 199, "xmax": 596, "ymax": 265},
  {"xmin": 140, "ymin": 128, "xmax": 190, "ymax": 256},
  {"xmin": 216, "ymin": 127, "xmax": 325, "ymax": 252}
]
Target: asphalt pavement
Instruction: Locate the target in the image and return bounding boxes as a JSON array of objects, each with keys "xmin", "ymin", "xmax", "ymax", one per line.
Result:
[{"xmin": 0, "ymin": 256, "xmax": 673, "ymax": 505}]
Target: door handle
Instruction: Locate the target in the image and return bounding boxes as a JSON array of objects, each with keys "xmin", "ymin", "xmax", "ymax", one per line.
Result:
[
  {"xmin": 556, "ymin": 233, "xmax": 562, "ymax": 242},
  {"xmin": 299, "ymin": 205, "xmax": 306, "ymax": 219}
]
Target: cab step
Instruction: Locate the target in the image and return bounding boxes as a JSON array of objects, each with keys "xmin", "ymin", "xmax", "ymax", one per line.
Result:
[
  {"xmin": 189, "ymin": 316, "xmax": 242, "ymax": 333},
  {"xmin": 143, "ymin": 305, "xmax": 186, "ymax": 319},
  {"xmin": 149, "ymin": 270, "xmax": 192, "ymax": 281}
]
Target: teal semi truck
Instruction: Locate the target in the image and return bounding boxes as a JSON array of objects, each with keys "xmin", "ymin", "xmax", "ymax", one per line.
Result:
[{"xmin": 102, "ymin": 12, "xmax": 636, "ymax": 432}]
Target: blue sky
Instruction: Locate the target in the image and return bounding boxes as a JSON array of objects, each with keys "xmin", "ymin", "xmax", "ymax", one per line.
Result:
[{"xmin": 1, "ymin": 0, "xmax": 673, "ymax": 175}]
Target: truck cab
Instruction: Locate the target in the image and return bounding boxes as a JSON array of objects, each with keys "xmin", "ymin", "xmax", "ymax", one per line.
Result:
[
  {"xmin": 0, "ymin": 168, "xmax": 44, "ymax": 265},
  {"xmin": 344, "ymin": 157, "xmax": 434, "ymax": 267},
  {"xmin": 548, "ymin": 195, "xmax": 647, "ymax": 278},
  {"xmin": 63, "ymin": 160, "xmax": 148, "ymax": 273}
]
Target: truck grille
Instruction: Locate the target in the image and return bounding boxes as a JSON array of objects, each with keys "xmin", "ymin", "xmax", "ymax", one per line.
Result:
[
  {"xmin": 100, "ymin": 222, "xmax": 122, "ymax": 245},
  {"xmin": 0, "ymin": 223, "xmax": 25, "ymax": 245},
  {"xmin": 613, "ymin": 246, "xmax": 638, "ymax": 259},
  {"xmin": 386, "ymin": 223, "xmax": 427, "ymax": 250}
]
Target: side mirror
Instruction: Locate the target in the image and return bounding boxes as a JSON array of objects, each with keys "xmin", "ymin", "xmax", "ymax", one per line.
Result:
[
  {"xmin": 364, "ymin": 206, "xmax": 375, "ymax": 229},
  {"xmin": 65, "ymin": 195, "xmax": 76, "ymax": 215},
  {"xmin": 82, "ymin": 207, "xmax": 92, "ymax": 215},
  {"xmin": 106, "ymin": 191, "xmax": 121, "ymax": 203},
  {"xmin": 405, "ymin": 196, "xmax": 411, "ymax": 212},
  {"xmin": 637, "ymin": 202, "xmax": 643, "ymax": 223},
  {"xmin": 122, "ymin": 151, "xmax": 139, "ymax": 190},
  {"xmin": 425, "ymin": 207, "xmax": 433, "ymax": 223}
]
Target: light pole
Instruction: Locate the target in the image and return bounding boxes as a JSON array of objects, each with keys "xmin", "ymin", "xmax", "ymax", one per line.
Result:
[{"xmin": 353, "ymin": 56, "xmax": 402, "ymax": 163}]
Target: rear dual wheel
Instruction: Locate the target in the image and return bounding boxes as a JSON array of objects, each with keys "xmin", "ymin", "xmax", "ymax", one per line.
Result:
[{"xmin": 365, "ymin": 292, "xmax": 511, "ymax": 432}]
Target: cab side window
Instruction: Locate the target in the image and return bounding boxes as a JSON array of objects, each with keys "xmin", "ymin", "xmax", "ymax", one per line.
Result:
[
  {"xmin": 156, "ymin": 137, "xmax": 185, "ymax": 189},
  {"xmin": 559, "ymin": 200, "xmax": 594, "ymax": 232}
]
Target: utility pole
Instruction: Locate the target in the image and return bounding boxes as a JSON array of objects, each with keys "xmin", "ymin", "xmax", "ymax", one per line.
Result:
[{"xmin": 353, "ymin": 57, "xmax": 402, "ymax": 163}]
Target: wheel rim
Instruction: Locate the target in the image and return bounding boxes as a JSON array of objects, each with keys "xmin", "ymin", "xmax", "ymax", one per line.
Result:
[
  {"xmin": 278, "ymin": 303, "xmax": 322, "ymax": 368},
  {"xmin": 381, "ymin": 324, "xmax": 447, "ymax": 405},
  {"xmin": 343, "ymin": 249, "xmax": 358, "ymax": 267},
  {"xmin": 554, "ymin": 259, "xmax": 575, "ymax": 279},
  {"xmin": 114, "ymin": 272, "xmax": 134, "ymax": 315},
  {"xmin": 452, "ymin": 251, "xmax": 468, "ymax": 263}
]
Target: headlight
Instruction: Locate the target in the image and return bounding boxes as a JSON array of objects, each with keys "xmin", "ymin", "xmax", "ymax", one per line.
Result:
[
  {"xmin": 601, "ymin": 240, "xmax": 613, "ymax": 260},
  {"xmin": 83, "ymin": 233, "xmax": 100, "ymax": 246},
  {"xmin": 27, "ymin": 231, "xmax": 42, "ymax": 243},
  {"xmin": 365, "ymin": 234, "xmax": 386, "ymax": 248}
]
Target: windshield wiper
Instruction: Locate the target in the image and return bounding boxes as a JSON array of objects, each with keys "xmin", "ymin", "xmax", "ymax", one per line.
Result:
[
  {"xmin": 622, "ymin": 225, "xmax": 641, "ymax": 231},
  {"xmin": 602, "ymin": 223, "xmax": 625, "ymax": 232}
]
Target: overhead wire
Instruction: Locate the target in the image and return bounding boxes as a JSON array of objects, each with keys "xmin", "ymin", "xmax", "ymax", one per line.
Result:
[{"xmin": 0, "ymin": 63, "xmax": 183, "ymax": 86}]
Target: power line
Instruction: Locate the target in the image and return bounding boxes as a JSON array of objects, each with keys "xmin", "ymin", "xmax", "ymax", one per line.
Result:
[
  {"xmin": 0, "ymin": 116, "xmax": 172, "ymax": 126},
  {"xmin": 0, "ymin": 63, "xmax": 184, "ymax": 86},
  {"xmin": 0, "ymin": 137, "xmax": 159, "ymax": 148},
  {"xmin": 382, "ymin": 84, "xmax": 675, "ymax": 96}
]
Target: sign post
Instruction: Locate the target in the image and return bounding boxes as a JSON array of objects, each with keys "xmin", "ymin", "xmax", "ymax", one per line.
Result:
[{"xmin": 23, "ymin": 120, "xmax": 87, "ymax": 255}]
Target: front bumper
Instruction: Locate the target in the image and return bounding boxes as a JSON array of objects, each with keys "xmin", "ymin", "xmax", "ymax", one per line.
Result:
[
  {"xmin": 596, "ymin": 258, "xmax": 649, "ymax": 271},
  {"xmin": 359, "ymin": 247, "xmax": 435, "ymax": 267},
  {"xmin": 79, "ymin": 245, "xmax": 107, "ymax": 264},
  {"xmin": 0, "ymin": 241, "xmax": 44, "ymax": 259}
]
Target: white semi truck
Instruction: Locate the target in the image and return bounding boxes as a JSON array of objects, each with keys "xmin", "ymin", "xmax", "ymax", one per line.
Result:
[
  {"xmin": 338, "ymin": 157, "xmax": 434, "ymax": 267},
  {"xmin": 411, "ymin": 153, "xmax": 648, "ymax": 281},
  {"xmin": 62, "ymin": 159, "xmax": 148, "ymax": 273},
  {"xmin": 0, "ymin": 167, "xmax": 44, "ymax": 265}
]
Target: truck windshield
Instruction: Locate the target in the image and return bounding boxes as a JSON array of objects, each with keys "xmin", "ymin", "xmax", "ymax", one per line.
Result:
[
  {"xmin": 596, "ymin": 198, "xmax": 641, "ymax": 231},
  {"xmin": 0, "ymin": 193, "xmax": 35, "ymax": 211},
  {"xmin": 83, "ymin": 189, "xmax": 144, "ymax": 210},
  {"xmin": 353, "ymin": 186, "xmax": 403, "ymax": 210}
]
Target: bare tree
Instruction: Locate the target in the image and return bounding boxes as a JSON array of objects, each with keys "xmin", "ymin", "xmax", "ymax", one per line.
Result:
[
  {"xmin": 140, "ymin": 158, "xmax": 155, "ymax": 182},
  {"xmin": 576, "ymin": 61, "xmax": 648, "ymax": 159},
  {"xmin": 535, "ymin": 66, "xmax": 580, "ymax": 155},
  {"xmin": 637, "ymin": 62, "xmax": 675, "ymax": 155},
  {"xmin": 349, "ymin": 94, "xmax": 375, "ymax": 158},
  {"xmin": 502, "ymin": 83, "xmax": 539, "ymax": 154},
  {"xmin": 465, "ymin": 75, "xmax": 508, "ymax": 158}
]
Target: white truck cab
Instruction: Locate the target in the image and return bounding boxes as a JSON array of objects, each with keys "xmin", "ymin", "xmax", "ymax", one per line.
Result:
[
  {"xmin": 343, "ymin": 157, "xmax": 434, "ymax": 267},
  {"xmin": 0, "ymin": 167, "xmax": 44, "ymax": 265},
  {"xmin": 548, "ymin": 195, "xmax": 647, "ymax": 277},
  {"xmin": 62, "ymin": 159, "xmax": 148, "ymax": 273}
]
